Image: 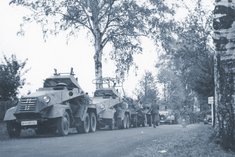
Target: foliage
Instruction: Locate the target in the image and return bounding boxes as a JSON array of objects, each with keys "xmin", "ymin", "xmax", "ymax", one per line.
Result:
[
  {"xmin": 136, "ymin": 71, "xmax": 159, "ymax": 105},
  {"xmin": 9, "ymin": 0, "xmax": 172, "ymax": 87},
  {"xmin": 0, "ymin": 54, "xmax": 28, "ymax": 100},
  {"xmin": 160, "ymin": 0, "xmax": 214, "ymax": 97},
  {"xmin": 153, "ymin": 0, "xmax": 214, "ymax": 118},
  {"xmin": 157, "ymin": 67, "xmax": 186, "ymax": 111}
]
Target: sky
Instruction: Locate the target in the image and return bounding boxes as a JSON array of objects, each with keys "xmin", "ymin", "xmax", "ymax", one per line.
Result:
[
  {"xmin": 0, "ymin": 0, "xmax": 214, "ymax": 98},
  {"xmin": 0, "ymin": 1, "xmax": 158, "ymax": 98}
]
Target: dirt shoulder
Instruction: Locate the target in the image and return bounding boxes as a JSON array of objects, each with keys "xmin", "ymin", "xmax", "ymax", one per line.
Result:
[{"xmin": 125, "ymin": 124, "xmax": 235, "ymax": 157}]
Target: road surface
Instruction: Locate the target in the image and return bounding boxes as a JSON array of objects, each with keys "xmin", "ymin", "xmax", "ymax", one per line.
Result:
[{"xmin": 0, "ymin": 125, "xmax": 188, "ymax": 157}]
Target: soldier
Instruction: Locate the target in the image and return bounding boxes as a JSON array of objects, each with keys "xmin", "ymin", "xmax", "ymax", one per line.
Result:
[{"xmin": 151, "ymin": 103, "xmax": 160, "ymax": 128}]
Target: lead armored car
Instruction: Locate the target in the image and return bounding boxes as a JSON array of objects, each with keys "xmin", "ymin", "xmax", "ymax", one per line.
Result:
[{"xmin": 4, "ymin": 69, "xmax": 97, "ymax": 137}]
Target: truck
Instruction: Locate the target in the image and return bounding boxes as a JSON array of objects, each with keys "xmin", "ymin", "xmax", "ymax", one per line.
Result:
[
  {"xmin": 4, "ymin": 69, "xmax": 97, "ymax": 137},
  {"xmin": 92, "ymin": 77, "xmax": 131, "ymax": 130}
]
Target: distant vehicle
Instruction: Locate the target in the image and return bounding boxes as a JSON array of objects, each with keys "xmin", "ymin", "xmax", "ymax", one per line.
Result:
[
  {"xmin": 159, "ymin": 110, "xmax": 175, "ymax": 124},
  {"xmin": 4, "ymin": 68, "xmax": 97, "ymax": 137},
  {"xmin": 204, "ymin": 114, "xmax": 212, "ymax": 124}
]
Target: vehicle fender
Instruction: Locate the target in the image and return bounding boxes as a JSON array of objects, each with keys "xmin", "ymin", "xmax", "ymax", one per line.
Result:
[
  {"xmin": 45, "ymin": 104, "xmax": 70, "ymax": 118},
  {"xmin": 75, "ymin": 106, "xmax": 88, "ymax": 121},
  {"xmin": 3, "ymin": 106, "xmax": 17, "ymax": 121},
  {"xmin": 98, "ymin": 108, "xmax": 115, "ymax": 119}
]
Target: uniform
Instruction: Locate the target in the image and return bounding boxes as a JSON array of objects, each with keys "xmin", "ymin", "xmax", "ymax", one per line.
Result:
[{"xmin": 151, "ymin": 104, "xmax": 159, "ymax": 127}]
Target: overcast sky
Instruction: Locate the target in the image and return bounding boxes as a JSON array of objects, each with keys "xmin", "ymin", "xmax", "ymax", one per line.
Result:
[{"xmin": 0, "ymin": 0, "xmax": 213, "ymax": 98}]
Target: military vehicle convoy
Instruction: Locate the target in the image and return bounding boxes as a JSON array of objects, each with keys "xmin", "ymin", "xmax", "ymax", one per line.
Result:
[
  {"xmin": 4, "ymin": 70, "xmax": 155, "ymax": 138},
  {"xmin": 93, "ymin": 77, "xmax": 152, "ymax": 130},
  {"xmin": 4, "ymin": 69, "xmax": 97, "ymax": 137}
]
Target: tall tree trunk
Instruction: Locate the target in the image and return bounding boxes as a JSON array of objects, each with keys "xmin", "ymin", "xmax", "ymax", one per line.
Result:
[
  {"xmin": 89, "ymin": 0, "xmax": 103, "ymax": 89},
  {"xmin": 94, "ymin": 34, "xmax": 103, "ymax": 89},
  {"xmin": 213, "ymin": 0, "xmax": 235, "ymax": 150}
]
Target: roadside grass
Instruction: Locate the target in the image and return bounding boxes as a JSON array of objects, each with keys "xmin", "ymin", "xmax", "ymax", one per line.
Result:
[{"xmin": 126, "ymin": 124, "xmax": 235, "ymax": 157}]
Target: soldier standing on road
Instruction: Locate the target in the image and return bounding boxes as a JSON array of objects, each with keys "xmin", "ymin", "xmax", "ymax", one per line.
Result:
[{"xmin": 151, "ymin": 103, "xmax": 160, "ymax": 128}]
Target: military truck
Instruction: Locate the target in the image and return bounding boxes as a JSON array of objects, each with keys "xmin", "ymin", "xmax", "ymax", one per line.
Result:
[
  {"xmin": 4, "ymin": 69, "xmax": 97, "ymax": 137},
  {"xmin": 92, "ymin": 77, "xmax": 131, "ymax": 130}
]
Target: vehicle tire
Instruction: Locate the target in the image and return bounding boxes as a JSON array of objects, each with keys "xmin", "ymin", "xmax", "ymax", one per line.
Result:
[
  {"xmin": 109, "ymin": 118, "xmax": 115, "ymax": 130},
  {"xmin": 117, "ymin": 118, "xmax": 123, "ymax": 129},
  {"xmin": 123, "ymin": 115, "xmax": 127, "ymax": 129},
  {"xmin": 132, "ymin": 115, "xmax": 138, "ymax": 128},
  {"xmin": 148, "ymin": 115, "xmax": 152, "ymax": 127},
  {"xmin": 126, "ymin": 114, "xmax": 130, "ymax": 129},
  {"xmin": 89, "ymin": 112, "xmax": 97, "ymax": 132},
  {"xmin": 77, "ymin": 112, "xmax": 90, "ymax": 133},
  {"xmin": 142, "ymin": 115, "xmax": 147, "ymax": 127},
  {"xmin": 6, "ymin": 121, "xmax": 21, "ymax": 138},
  {"xmin": 57, "ymin": 111, "xmax": 70, "ymax": 136}
]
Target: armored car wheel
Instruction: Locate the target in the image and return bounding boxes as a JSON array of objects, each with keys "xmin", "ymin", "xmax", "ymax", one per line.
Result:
[
  {"xmin": 126, "ymin": 114, "xmax": 130, "ymax": 129},
  {"xmin": 148, "ymin": 115, "xmax": 153, "ymax": 127},
  {"xmin": 89, "ymin": 112, "xmax": 97, "ymax": 132},
  {"xmin": 117, "ymin": 118, "xmax": 123, "ymax": 129},
  {"xmin": 109, "ymin": 117, "xmax": 115, "ymax": 130},
  {"xmin": 77, "ymin": 112, "xmax": 90, "ymax": 133},
  {"xmin": 123, "ymin": 114, "xmax": 128, "ymax": 129},
  {"xmin": 57, "ymin": 111, "xmax": 70, "ymax": 136},
  {"xmin": 6, "ymin": 120, "xmax": 21, "ymax": 138},
  {"xmin": 132, "ymin": 115, "xmax": 138, "ymax": 128},
  {"xmin": 142, "ymin": 115, "xmax": 148, "ymax": 127}
]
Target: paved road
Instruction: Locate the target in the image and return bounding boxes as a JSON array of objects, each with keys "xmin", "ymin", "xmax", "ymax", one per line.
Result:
[{"xmin": 0, "ymin": 125, "xmax": 185, "ymax": 157}]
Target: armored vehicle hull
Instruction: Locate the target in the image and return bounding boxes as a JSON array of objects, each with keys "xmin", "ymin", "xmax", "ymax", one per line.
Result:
[{"xmin": 4, "ymin": 69, "xmax": 97, "ymax": 137}]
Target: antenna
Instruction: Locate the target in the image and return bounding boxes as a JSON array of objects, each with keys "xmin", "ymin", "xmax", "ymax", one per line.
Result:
[
  {"xmin": 70, "ymin": 67, "xmax": 75, "ymax": 75},
  {"xmin": 54, "ymin": 68, "xmax": 58, "ymax": 75}
]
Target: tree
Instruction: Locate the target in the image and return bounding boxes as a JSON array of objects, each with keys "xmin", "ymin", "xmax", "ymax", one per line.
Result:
[
  {"xmin": 157, "ymin": 67, "xmax": 186, "ymax": 111},
  {"xmin": 136, "ymin": 71, "xmax": 159, "ymax": 105},
  {"xmin": 0, "ymin": 54, "xmax": 28, "ymax": 100},
  {"xmin": 213, "ymin": 0, "xmax": 235, "ymax": 150},
  {"xmin": 10, "ymin": 0, "xmax": 171, "ymax": 89},
  {"xmin": 154, "ymin": 0, "xmax": 214, "ymax": 114}
]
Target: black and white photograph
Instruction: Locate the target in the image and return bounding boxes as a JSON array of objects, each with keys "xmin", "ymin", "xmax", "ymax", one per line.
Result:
[{"xmin": 0, "ymin": 0, "xmax": 235, "ymax": 157}]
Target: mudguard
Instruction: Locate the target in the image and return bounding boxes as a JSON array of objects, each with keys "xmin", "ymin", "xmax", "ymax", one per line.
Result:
[
  {"xmin": 4, "ymin": 107, "xmax": 17, "ymax": 121},
  {"xmin": 74, "ymin": 105, "xmax": 88, "ymax": 121},
  {"xmin": 45, "ymin": 104, "xmax": 71, "ymax": 118},
  {"xmin": 99, "ymin": 108, "xmax": 115, "ymax": 119}
]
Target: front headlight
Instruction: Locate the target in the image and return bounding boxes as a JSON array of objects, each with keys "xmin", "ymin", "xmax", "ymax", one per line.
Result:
[
  {"xmin": 43, "ymin": 95, "xmax": 50, "ymax": 103},
  {"xmin": 99, "ymin": 104, "xmax": 105, "ymax": 110}
]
